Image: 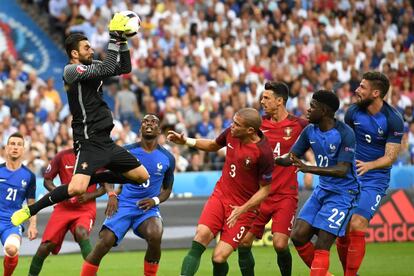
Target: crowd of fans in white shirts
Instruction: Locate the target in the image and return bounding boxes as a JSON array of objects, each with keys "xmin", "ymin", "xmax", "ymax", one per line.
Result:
[{"xmin": 1, "ymin": 0, "xmax": 414, "ymax": 179}]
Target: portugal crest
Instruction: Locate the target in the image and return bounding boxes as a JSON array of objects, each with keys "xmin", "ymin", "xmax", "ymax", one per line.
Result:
[{"xmin": 283, "ymin": 127, "xmax": 292, "ymax": 140}]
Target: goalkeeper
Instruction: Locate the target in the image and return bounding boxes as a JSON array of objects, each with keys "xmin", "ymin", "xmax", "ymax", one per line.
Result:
[{"xmin": 11, "ymin": 13, "xmax": 149, "ymax": 226}]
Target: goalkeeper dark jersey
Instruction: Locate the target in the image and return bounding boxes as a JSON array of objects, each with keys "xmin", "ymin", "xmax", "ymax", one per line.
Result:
[{"xmin": 63, "ymin": 42, "xmax": 131, "ymax": 141}]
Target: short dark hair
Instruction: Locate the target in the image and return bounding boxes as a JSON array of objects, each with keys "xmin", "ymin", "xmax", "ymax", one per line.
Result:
[
  {"xmin": 312, "ymin": 90, "xmax": 340, "ymax": 113},
  {"xmin": 362, "ymin": 71, "xmax": 390, "ymax": 98},
  {"xmin": 264, "ymin": 81, "xmax": 289, "ymax": 105},
  {"xmin": 65, "ymin": 33, "xmax": 88, "ymax": 58},
  {"xmin": 7, "ymin": 132, "xmax": 24, "ymax": 144}
]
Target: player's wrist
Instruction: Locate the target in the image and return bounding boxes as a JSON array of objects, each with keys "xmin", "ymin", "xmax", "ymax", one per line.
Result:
[
  {"xmin": 107, "ymin": 191, "xmax": 117, "ymax": 198},
  {"xmin": 152, "ymin": 196, "xmax": 160, "ymax": 205},
  {"xmin": 185, "ymin": 137, "xmax": 196, "ymax": 147}
]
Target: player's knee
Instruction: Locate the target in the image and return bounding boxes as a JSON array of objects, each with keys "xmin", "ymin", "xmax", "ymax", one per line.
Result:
[
  {"xmin": 290, "ymin": 230, "xmax": 305, "ymax": 246},
  {"xmin": 68, "ymin": 184, "xmax": 87, "ymax": 195},
  {"xmin": 146, "ymin": 234, "xmax": 162, "ymax": 247},
  {"xmin": 4, "ymin": 236, "xmax": 20, "ymax": 257},
  {"xmin": 75, "ymin": 227, "xmax": 89, "ymax": 241},
  {"xmin": 273, "ymin": 238, "xmax": 288, "ymax": 252},
  {"xmin": 212, "ymin": 252, "xmax": 228, "ymax": 263},
  {"xmin": 37, "ymin": 242, "xmax": 55, "ymax": 257},
  {"xmin": 350, "ymin": 215, "xmax": 369, "ymax": 231}
]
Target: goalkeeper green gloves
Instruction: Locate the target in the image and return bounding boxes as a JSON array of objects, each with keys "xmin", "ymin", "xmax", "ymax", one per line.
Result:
[{"xmin": 109, "ymin": 13, "xmax": 128, "ymax": 42}]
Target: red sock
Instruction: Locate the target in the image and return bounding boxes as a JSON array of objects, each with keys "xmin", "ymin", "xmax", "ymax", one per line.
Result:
[
  {"xmin": 295, "ymin": 242, "xmax": 315, "ymax": 268},
  {"xmin": 310, "ymin": 249, "xmax": 330, "ymax": 276},
  {"xmin": 346, "ymin": 231, "xmax": 366, "ymax": 276},
  {"xmin": 3, "ymin": 255, "xmax": 18, "ymax": 276},
  {"xmin": 144, "ymin": 260, "xmax": 159, "ymax": 276},
  {"xmin": 81, "ymin": 261, "xmax": 99, "ymax": 276},
  {"xmin": 336, "ymin": 235, "xmax": 349, "ymax": 272}
]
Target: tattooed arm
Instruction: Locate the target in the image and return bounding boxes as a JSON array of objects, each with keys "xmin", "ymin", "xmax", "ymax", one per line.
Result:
[{"xmin": 355, "ymin": 143, "xmax": 401, "ymax": 176}]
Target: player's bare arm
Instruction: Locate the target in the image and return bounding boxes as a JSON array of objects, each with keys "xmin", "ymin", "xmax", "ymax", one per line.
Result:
[
  {"xmin": 104, "ymin": 184, "xmax": 118, "ymax": 217},
  {"xmin": 139, "ymin": 174, "xmax": 173, "ymax": 211},
  {"xmin": 167, "ymin": 130, "xmax": 222, "ymax": 152},
  {"xmin": 292, "ymin": 154, "xmax": 351, "ymax": 178},
  {"xmin": 356, "ymin": 142, "xmax": 401, "ymax": 176},
  {"xmin": 78, "ymin": 184, "xmax": 107, "ymax": 204},
  {"xmin": 227, "ymin": 183, "xmax": 270, "ymax": 228},
  {"xmin": 27, "ymin": 198, "xmax": 38, "ymax": 240},
  {"xmin": 43, "ymin": 178, "xmax": 57, "ymax": 192}
]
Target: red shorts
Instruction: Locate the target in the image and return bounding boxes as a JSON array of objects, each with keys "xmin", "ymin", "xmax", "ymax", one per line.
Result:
[
  {"xmin": 249, "ymin": 195, "xmax": 298, "ymax": 238},
  {"xmin": 41, "ymin": 205, "xmax": 96, "ymax": 254},
  {"xmin": 198, "ymin": 195, "xmax": 258, "ymax": 249}
]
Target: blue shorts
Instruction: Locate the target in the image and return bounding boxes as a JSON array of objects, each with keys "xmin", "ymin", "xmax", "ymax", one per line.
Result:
[
  {"xmin": 353, "ymin": 185, "xmax": 386, "ymax": 220},
  {"xmin": 298, "ymin": 186, "xmax": 356, "ymax": 237},
  {"xmin": 102, "ymin": 206, "xmax": 162, "ymax": 246},
  {"xmin": 0, "ymin": 220, "xmax": 23, "ymax": 245}
]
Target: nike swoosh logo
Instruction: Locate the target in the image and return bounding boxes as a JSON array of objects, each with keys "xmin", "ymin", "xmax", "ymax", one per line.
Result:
[
  {"xmin": 0, "ymin": 179, "xmax": 6, "ymax": 182},
  {"xmin": 354, "ymin": 122, "xmax": 361, "ymax": 125},
  {"xmin": 329, "ymin": 224, "xmax": 339, "ymax": 229},
  {"xmin": 261, "ymin": 130, "xmax": 270, "ymax": 133},
  {"xmin": 227, "ymin": 143, "xmax": 234, "ymax": 149},
  {"xmin": 65, "ymin": 165, "xmax": 74, "ymax": 169},
  {"xmin": 310, "ymin": 141, "xmax": 316, "ymax": 144}
]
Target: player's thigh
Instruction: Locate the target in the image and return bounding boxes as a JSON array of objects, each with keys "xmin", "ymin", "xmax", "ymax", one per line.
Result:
[
  {"xmin": 42, "ymin": 209, "xmax": 75, "ymax": 252},
  {"xmin": 134, "ymin": 209, "xmax": 163, "ymax": 242},
  {"xmin": 354, "ymin": 186, "xmax": 386, "ymax": 222},
  {"xmin": 73, "ymin": 139, "xmax": 111, "ymax": 175},
  {"xmin": 106, "ymin": 144, "xmax": 142, "ymax": 174},
  {"xmin": 314, "ymin": 191, "xmax": 355, "ymax": 237},
  {"xmin": 70, "ymin": 211, "xmax": 96, "ymax": 241},
  {"xmin": 1, "ymin": 224, "xmax": 22, "ymax": 246},
  {"xmin": 271, "ymin": 196, "xmax": 298, "ymax": 237},
  {"xmin": 198, "ymin": 195, "xmax": 226, "ymax": 239},
  {"xmin": 102, "ymin": 207, "xmax": 135, "ymax": 246},
  {"xmin": 220, "ymin": 211, "xmax": 256, "ymax": 250},
  {"xmin": 297, "ymin": 188, "xmax": 324, "ymax": 227},
  {"xmin": 248, "ymin": 198, "xmax": 273, "ymax": 240}
]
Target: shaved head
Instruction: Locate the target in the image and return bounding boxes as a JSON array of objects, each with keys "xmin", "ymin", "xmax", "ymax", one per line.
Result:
[{"xmin": 236, "ymin": 108, "xmax": 262, "ymax": 131}]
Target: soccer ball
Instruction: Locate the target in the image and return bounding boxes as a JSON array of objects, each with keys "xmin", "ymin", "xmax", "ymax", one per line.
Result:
[{"xmin": 120, "ymin": 10, "xmax": 141, "ymax": 37}]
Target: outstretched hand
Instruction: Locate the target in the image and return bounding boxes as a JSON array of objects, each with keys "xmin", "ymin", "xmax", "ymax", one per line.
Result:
[
  {"xmin": 356, "ymin": 160, "xmax": 372, "ymax": 176},
  {"xmin": 226, "ymin": 205, "xmax": 246, "ymax": 228},
  {"xmin": 167, "ymin": 130, "xmax": 186, "ymax": 145}
]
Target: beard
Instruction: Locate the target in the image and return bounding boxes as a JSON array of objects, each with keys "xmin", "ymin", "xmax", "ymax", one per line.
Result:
[
  {"xmin": 80, "ymin": 56, "xmax": 93, "ymax": 65},
  {"xmin": 356, "ymin": 97, "xmax": 374, "ymax": 109}
]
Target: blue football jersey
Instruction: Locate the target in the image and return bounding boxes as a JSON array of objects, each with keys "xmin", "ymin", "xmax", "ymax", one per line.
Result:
[
  {"xmin": 291, "ymin": 121, "xmax": 359, "ymax": 194},
  {"xmin": 118, "ymin": 143, "xmax": 175, "ymax": 208},
  {"xmin": 345, "ymin": 102, "xmax": 404, "ymax": 187},
  {"xmin": 0, "ymin": 163, "xmax": 36, "ymax": 221}
]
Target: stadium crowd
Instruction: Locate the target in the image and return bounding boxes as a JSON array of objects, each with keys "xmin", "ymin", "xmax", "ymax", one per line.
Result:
[{"xmin": 1, "ymin": 0, "xmax": 414, "ymax": 177}]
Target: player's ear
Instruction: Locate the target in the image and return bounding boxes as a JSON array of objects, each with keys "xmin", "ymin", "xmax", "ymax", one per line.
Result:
[{"xmin": 71, "ymin": 49, "xmax": 79, "ymax": 59}]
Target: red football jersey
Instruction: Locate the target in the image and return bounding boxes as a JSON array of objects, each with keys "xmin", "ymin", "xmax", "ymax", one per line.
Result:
[
  {"xmin": 213, "ymin": 128, "xmax": 274, "ymax": 206},
  {"xmin": 261, "ymin": 114, "xmax": 308, "ymax": 196},
  {"xmin": 43, "ymin": 148, "xmax": 97, "ymax": 210}
]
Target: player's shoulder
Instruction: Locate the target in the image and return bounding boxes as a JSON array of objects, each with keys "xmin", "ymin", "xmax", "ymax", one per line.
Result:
[
  {"xmin": 382, "ymin": 101, "xmax": 404, "ymax": 124},
  {"xmin": 124, "ymin": 142, "xmax": 141, "ymax": 151},
  {"xmin": 335, "ymin": 120, "xmax": 355, "ymax": 136},
  {"xmin": 287, "ymin": 114, "xmax": 308, "ymax": 128},
  {"xmin": 20, "ymin": 164, "xmax": 36, "ymax": 178},
  {"xmin": 157, "ymin": 145, "xmax": 176, "ymax": 164}
]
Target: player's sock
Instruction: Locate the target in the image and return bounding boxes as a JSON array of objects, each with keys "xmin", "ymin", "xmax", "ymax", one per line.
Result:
[
  {"xmin": 310, "ymin": 249, "xmax": 329, "ymax": 276},
  {"xmin": 79, "ymin": 239, "xmax": 93, "ymax": 260},
  {"xmin": 81, "ymin": 261, "xmax": 99, "ymax": 276},
  {"xmin": 212, "ymin": 261, "xmax": 229, "ymax": 276},
  {"xmin": 29, "ymin": 185, "xmax": 70, "ymax": 215},
  {"xmin": 3, "ymin": 255, "xmax": 18, "ymax": 276},
  {"xmin": 295, "ymin": 242, "xmax": 315, "ymax": 268},
  {"xmin": 238, "ymin": 246, "xmax": 255, "ymax": 276},
  {"xmin": 144, "ymin": 259, "xmax": 159, "ymax": 276},
  {"xmin": 336, "ymin": 235, "xmax": 349, "ymax": 272},
  {"xmin": 28, "ymin": 254, "xmax": 46, "ymax": 276},
  {"xmin": 346, "ymin": 230, "xmax": 366, "ymax": 276},
  {"xmin": 276, "ymin": 247, "xmax": 292, "ymax": 276},
  {"xmin": 90, "ymin": 171, "xmax": 141, "ymax": 185},
  {"xmin": 180, "ymin": 240, "xmax": 206, "ymax": 276}
]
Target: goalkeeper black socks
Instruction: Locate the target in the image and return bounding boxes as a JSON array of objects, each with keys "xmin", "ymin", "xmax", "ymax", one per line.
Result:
[
  {"xmin": 238, "ymin": 246, "xmax": 255, "ymax": 276},
  {"xmin": 276, "ymin": 247, "xmax": 292, "ymax": 276},
  {"xmin": 29, "ymin": 185, "xmax": 70, "ymax": 215}
]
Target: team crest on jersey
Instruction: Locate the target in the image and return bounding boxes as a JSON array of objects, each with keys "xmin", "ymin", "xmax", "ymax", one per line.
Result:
[
  {"xmin": 156, "ymin": 162, "xmax": 163, "ymax": 175},
  {"xmin": 21, "ymin": 179, "xmax": 27, "ymax": 188},
  {"xmin": 329, "ymin": 144, "xmax": 336, "ymax": 152},
  {"xmin": 81, "ymin": 162, "xmax": 88, "ymax": 170},
  {"xmin": 243, "ymin": 156, "xmax": 252, "ymax": 169},
  {"xmin": 378, "ymin": 128, "xmax": 384, "ymax": 136},
  {"xmin": 283, "ymin": 127, "xmax": 292, "ymax": 140},
  {"xmin": 76, "ymin": 65, "xmax": 87, "ymax": 74}
]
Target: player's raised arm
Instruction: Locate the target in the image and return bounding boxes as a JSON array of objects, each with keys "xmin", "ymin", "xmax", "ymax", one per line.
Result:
[{"xmin": 167, "ymin": 130, "xmax": 223, "ymax": 152}]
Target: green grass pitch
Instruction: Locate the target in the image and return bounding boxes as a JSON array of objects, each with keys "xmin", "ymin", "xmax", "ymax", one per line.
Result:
[{"xmin": 7, "ymin": 242, "xmax": 414, "ymax": 275}]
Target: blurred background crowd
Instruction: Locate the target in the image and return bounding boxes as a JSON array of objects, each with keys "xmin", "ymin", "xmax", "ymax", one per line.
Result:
[{"xmin": 1, "ymin": 0, "xmax": 414, "ymax": 180}]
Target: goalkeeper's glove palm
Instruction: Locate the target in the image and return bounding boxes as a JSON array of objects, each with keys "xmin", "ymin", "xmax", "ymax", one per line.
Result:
[{"xmin": 109, "ymin": 13, "xmax": 129, "ymax": 32}]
